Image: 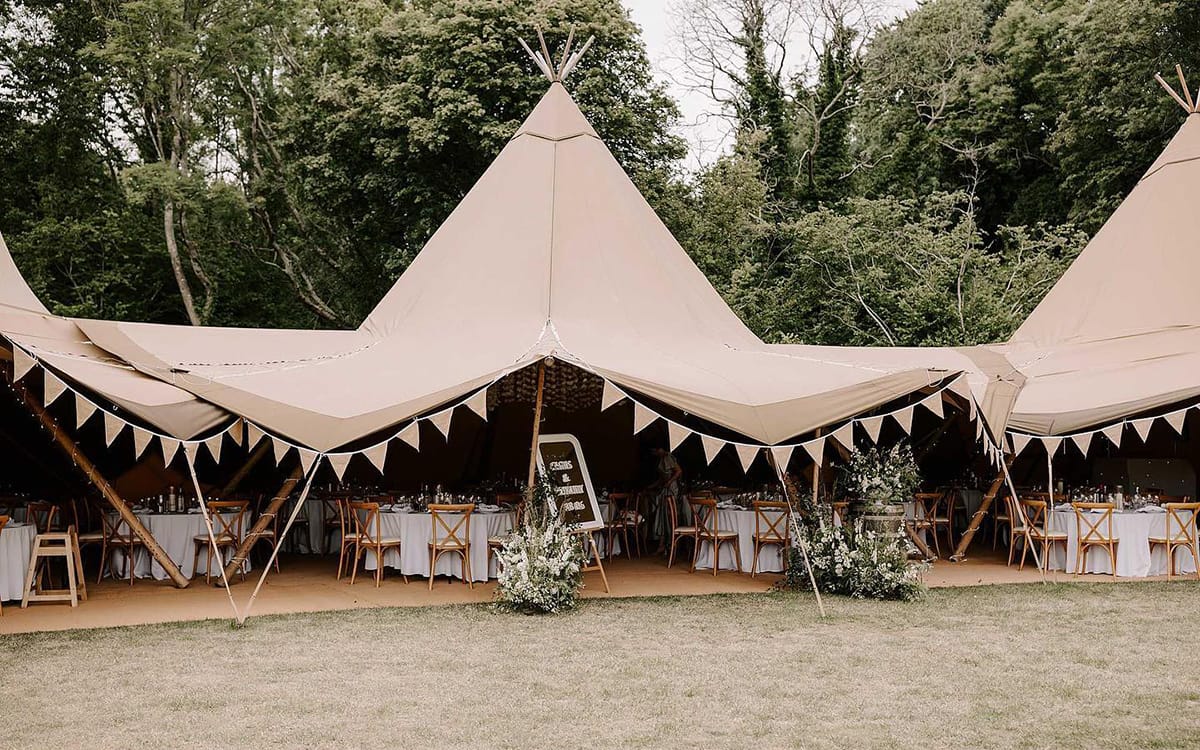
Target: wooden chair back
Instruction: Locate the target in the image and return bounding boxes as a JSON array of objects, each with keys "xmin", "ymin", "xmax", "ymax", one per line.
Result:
[
  {"xmin": 348, "ymin": 501, "xmax": 383, "ymax": 544},
  {"xmin": 753, "ymin": 500, "xmax": 789, "ymax": 543},
  {"xmin": 1163, "ymin": 502, "xmax": 1200, "ymax": 546},
  {"xmin": 1020, "ymin": 498, "xmax": 1049, "ymax": 533},
  {"xmin": 1072, "ymin": 502, "xmax": 1115, "ymax": 543},
  {"xmin": 912, "ymin": 493, "xmax": 941, "ymax": 526},
  {"xmin": 689, "ymin": 496, "xmax": 720, "ymax": 539},
  {"xmin": 430, "ymin": 503, "xmax": 473, "ymax": 548},
  {"xmin": 207, "ymin": 500, "xmax": 249, "ymax": 541},
  {"xmin": 26, "ymin": 501, "xmax": 58, "ymax": 534},
  {"xmin": 100, "ymin": 511, "xmax": 134, "ymax": 542}
]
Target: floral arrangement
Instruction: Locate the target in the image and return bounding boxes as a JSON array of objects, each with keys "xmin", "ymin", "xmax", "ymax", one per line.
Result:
[
  {"xmin": 494, "ymin": 474, "xmax": 584, "ymax": 614},
  {"xmin": 841, "ymin": 443, "xmax": 920, "ymax": 510},
  {"xmin": 784, "ymin": 519, "xmax": 926, "ymax": 601}
]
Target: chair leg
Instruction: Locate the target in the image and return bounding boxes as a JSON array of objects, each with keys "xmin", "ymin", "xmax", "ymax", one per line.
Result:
[
  {"xmin": 428, "ymin": 548, "xmax": 437, "ymax": 591},
  {"xmin": 751, "ymin": 540, "xmax": 759, "ymax": 578},
  {"xmin": 350, "ymin": 545, "xmax": 361, "ymax": 586},
  {"xmin": 464, "ymin": 550, "xmax": 473, "ymax": 589},
  {"xmin": 733, "ymin": 538, "xmax": 742, "ymax": 573},
  {"xmin": 375, "ymin": 545, "xmax": 383, "ymax": 587},
  {"xmin": 668, "ymin": 535, "xmax": 677, "ymax": 568},
  {"xmin": 1109, "ymin": 542, "xmax": 1117, "ymax": 579}
]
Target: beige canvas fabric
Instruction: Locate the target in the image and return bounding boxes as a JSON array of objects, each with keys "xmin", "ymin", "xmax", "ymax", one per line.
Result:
[{"xmin": 71, "ymin": 84, "xmax": 973, "ymax": 452}]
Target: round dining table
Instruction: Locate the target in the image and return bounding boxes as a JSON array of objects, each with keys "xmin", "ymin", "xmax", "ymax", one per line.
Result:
[
  {"xmin": 359, "ymin": 508, "xmax": 515, "ymax": 582},
  {"xmin": 692, "ymin": 506, "xmax": 786, "ymax": 573},
  {"xmin": 1045, "ymin": 507, "xmax": 1197, "ymax": 577},
  {"xmin": 109, "ymin": 511, "xmax": 249, "ymax": 581},
  {"xmin": 0, "ymin": 521, "xmax": 38, "ymax": 601}
]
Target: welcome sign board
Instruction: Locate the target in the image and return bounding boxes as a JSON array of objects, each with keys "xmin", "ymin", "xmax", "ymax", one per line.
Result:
[{"xmin": 535, "ymin": 433, "xmax": 604, "ymax": 531}]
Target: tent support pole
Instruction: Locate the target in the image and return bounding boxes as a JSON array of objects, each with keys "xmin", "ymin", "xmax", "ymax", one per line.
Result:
[
  {"xmin": 810, "ymin": 428, "xmax": 821, "ymax": 506},
  {"xmin": 221, "ymin": 440, "xmax": 271, "ymax": 495},
  {"xmin": 220, "ymin": 461, "xmax": 305, "ymax": 583},
  {"xmin": 8, "ymin": 378, "xmax": 191, "ymax": 588},
  {"xmin": 184, "ymin": 447, "xmax": 241, "ymax": 622},
  {"xmin": 769, "ymin": 453, "xmax": 825, "ymax": 618},
  {"xmin": 525, "ymin": 359, "xmax": 547, "ymax": 498},
  {"xmin": 950, "ymin": 467, "xmax": 1007, "ymax": 561}
]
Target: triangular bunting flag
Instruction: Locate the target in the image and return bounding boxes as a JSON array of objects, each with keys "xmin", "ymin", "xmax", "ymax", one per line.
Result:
[
  {"xmin": 103, "ymin": 411, "xmax": 124, "ymax": 446},
  {"xmin": 1132, "ymin": 418, "xmax": 1154, "ymax": 443},
  {"xmin": 830, "ymin": 423, "xmax": 854, "ymax": 452},
  {"xmin": 11, "ymin": 346, "xmax": 35, "ymax": 382},
  {"xmin": 1070, "ymin": 432, "xmax": 1093, "ymax": 457},
  {"xmin": 132, "ymin": 428, "xmax": 154, "ymax": 459},
  {"xmin": 204, "ymin": 433, "xmax": 224, "ymax": 464},
  {"xmin": 769, "ymin": 444, "xmax": 795, "ymax": 470},
  {"xmin": 429, "ymin": 409, "xmax": 453, "ymax": 439},
  {"xmin": 161, "ymin": 437, "xmax": 180, "ymax": 466},
  {"xmin": 802, "ymin": 437, "xmax": 825, "ymax": 464},
  {"xmin": 227, "ymin": 419, "xmax": 244, "ymax": 446},
  {"xmin": 920, "ymin": 393, "xmax": 945, "ymax": 419},
  {"xmin": 397, "ymin": 421, "xmax": 420, "ymax": 451},
  {"xmin": 75, "ymin": 393, "xmax": 97, "ymax": 428},
  {"xmin": 968, "ymin": 397, "xmax": 978, "ymax": 421},
  {"xmin": 1101, "ymin": 423, "xmax": 1123, "ymax": 447},
  {"xmin": 43, "ymin": 370, "xmax": 67, "ymax": 405},
  {"xmin": 632, "ymin": 402, "xmax": 658, "ymax": 434},
  {"xmin": 246, "ymin": 422, "xmax": 264, "ymax": 449},
  {"xmin": 860, "ymin": 416, "xmax": 884, "ymax": 444},
  {"xmin": 891, "ymin": 406, "xmax": 914, "ymax": 435},
  {"xmin": 947, "ymin": 376, "xmax": 971, "ymax": 402},
  {"xmin": 975, "ymin": 417, "xmax": 983, "ymax": 440},
  {"xmin": 1010, "ymin": 433, "xmax": 1032, "ymax": 456},
  {"xmin": 600, "ymin": 380, "xmax": 624, "ymax": 411},
  {"xmin": 701, "ymin": 435, "xmax": 725, "ymax": 465},
  {"xmin": 363, "ymin": 441, "xmax": 389, "ymax": 474},
  {"xmin": 298, "ymin": 449, "xmax": 319, "ymax": 476},
  {"xmin": 735, "ymin": 444, "xmax": 760, "ymax": 473},
  {"xmin": 327, "ymin": 453, "xmax": 352, "ymax": 482},
  {"xmin": 1041, "ymin": 436, "xmax": 1062, "ymax": 457},
  {"xmin": 465, "ymin": 388, "xmax": 488, "ymax": 420},
  {"xmin": 667, "ymin": 421, "xmax": 691, "ymax": 451},
  {"xmin": 272, "ymin": 437, "xmax": 291, "ymax": 466},
  {"xmin": 1165, "ymin": 410, "xmax": 1187, "ymax": 435}
]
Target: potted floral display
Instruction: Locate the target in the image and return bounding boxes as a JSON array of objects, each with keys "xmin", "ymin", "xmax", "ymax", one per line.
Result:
[{"xmin": 841, "ymin": 443, "xmax": 920, "ymax": 535}]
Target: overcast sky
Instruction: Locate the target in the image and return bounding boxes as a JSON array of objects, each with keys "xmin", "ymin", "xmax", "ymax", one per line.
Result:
[{"xmin": 622, "ymin": 0, "xmax": 919, "ymax": 167}]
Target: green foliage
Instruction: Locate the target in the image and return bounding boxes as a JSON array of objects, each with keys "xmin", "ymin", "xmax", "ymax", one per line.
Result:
[{"xmin": 786, "ymin": 520, "xmax": 927, "ymax": 601}]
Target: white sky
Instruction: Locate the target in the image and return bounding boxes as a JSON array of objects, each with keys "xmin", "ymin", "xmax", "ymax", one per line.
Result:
[{"xmin": 622, "ymin": 0, "xmax": 919, "ymax": 168}]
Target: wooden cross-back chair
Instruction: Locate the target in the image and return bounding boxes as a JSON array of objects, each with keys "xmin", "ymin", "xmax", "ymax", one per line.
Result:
[
  {"xmin": 428, "ymin": 503, "xmax": 474, "ymax": 590},
  {"xmin": 191, "ymin": 499, "xmax": 249, "ymax": 583},
  {"xmin": 1072, "ymin": 502, "xmax": 1117, "ymax": 577},
  {"xmin": 604, "ymin": 492, "xmax": 640, "ymax": 559},
  {"xmin": 689, "ymin": 496, "xmax": 741, "ymax": 575},
  {"xmin": 332, "ymin": 497, "xmax": 359, "ymax": 580},
  {"xmin": 320, "ymin": 495, "xmax": 345, "ymax": 554},
  {"xmin": 347, "ymin": 501, "xmax": 405, "ymax": 587},
  {"xmin": 99, "ymin": 511, "xmax": 143, "ymax": 585},
  {"xmin": 244, "ymin": 494, "xmax": 281, "ymax": 574},
  {"xmin": 914, "ymin": 492, "xmax": 951, "ymax": 557},
  {"xmin": 751, "ymin": 500, "xmax": 789, "ymax": 577},
  {"xmin": 666, "ymin": 495, "xmax": 699, "ymax": 569},
  {"xmin": 1000, "ymin": 492, "xmax": 1027, "ymax": 567},
  {"xmin": 907, "ymin": 494, "xmax": 939, "ymax": 556},
  {"xmin": 1149, "ymin": 502, "xmax": 1200, "ymax": 580},
  {"xmin": 26, "ymin": 501, "xmax": 58, "ymax": 534},
  {"xmin": 1018, "ymin": 498, "xmax": 1067, "ymax": 572}
]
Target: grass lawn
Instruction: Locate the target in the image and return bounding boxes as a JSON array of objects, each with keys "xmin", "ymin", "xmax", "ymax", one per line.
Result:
[{"xmin": 2, "ymin": 582, "xmax": 1198, "ymax": 749}]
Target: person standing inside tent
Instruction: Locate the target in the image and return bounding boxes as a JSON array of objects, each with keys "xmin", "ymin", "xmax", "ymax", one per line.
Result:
[{"xmin": 649, "ymin": 446, "xmax": 687, "ymax": 546}]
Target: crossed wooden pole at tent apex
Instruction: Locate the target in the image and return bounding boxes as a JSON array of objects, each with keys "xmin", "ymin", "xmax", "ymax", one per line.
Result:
[
  {"xmin": 1156, "ymin": 65, "xmax": 1199, "ymax": 114},
  {"xmin": 518, "ymin": 28, "xmax": 595, "ymax": 83}
]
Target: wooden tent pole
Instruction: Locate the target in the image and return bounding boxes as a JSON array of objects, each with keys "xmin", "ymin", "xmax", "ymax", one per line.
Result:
[
  {"xmin": 221, "ymin": 440, "xmax": 271, "ymax": 495},
  {"xmin": 220, "ymin": 460, "xmax": 305, "ymax": 583},
  {"xmin": 10, "ymin": 380, "xmax": 191, "ymax": 588},
  {"xmin": 768, "ymin": 452, "xmax": 825, "ymax": 618},
  {"xmin": 810, "ymin": 428, "xmax": 821, "ymax": 506},
  {"xmin": 950, "ymin": 465, "xmax": 1007, "ymax": 561},
  {"xmin": 525, "ymin": 359, "xmax": 547, "ymax": 498}
]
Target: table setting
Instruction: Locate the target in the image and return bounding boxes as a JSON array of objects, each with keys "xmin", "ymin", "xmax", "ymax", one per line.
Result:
[
  {"xmin": 692, "ymin": 490, "xmax": 788, "ymax": 573},
  {"xmin": 1041, "ymin": 492, "xmax": 1197, "ymax": 577},
  {"xmin": 107, "ymin": 494, "xmax": 250, "ymax": 581},
  {"xmin": 0, "ymin": 518, "xmax": 38, "ymax": 601}
]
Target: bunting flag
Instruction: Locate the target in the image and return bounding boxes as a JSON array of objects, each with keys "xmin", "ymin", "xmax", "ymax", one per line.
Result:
[
  {"xmin": 204, "ymin": 433, "xmax": 224, "ymax": 464},
  {"xmin": 246, "ymin": 422, "xmax": 265, "ymax": 449},
  {"xmin": 227, "ymin": 419, "xmax": 244, "ymax": 447},
  {"xmin": 298, "ymin": 449, "xmax": 319, "ymax": 476},
  {"xmin": 103, "ymin": 411, "xmax": 124, "ymax": 446},
  {"xmin": 860, "ymin": 416, "xmax": 884, "ymax": 444},
  {"xmin": 75, "ymin": 393, "xmax": 97, "ymax": 428},
  {"xmin": 465, "ymin": 388, "xmax": 489, "ymax": 420},
  {"xmin": 1101, "ymin": 423, "xmax": 1124, "ymax": 447},
  {"xmin": 1070, "ymin": 432, "xmax": 1093, "ymax": 456},
  {"xmin": 667, "ymin": 421, "xmax": 691, "ymax": 451},
  {"xmin": 802, "ymin": 437, "xmax": 825, "ymax": 464},
  {"xmin": 327, "ymin": 453, "xmax": 352, "ymax": 482},
  {"xmin": 947, "ymin": 376, "xmax": 972, "ymax": 402},
  {"xmin": 397, "ymin": 421, "xmax": 420, "ymax": 451},
  {"xmin": 161, "ymin": 437, "xmax": 181, "ymax": 466},
  {"xmin": 891, "ymin": 406, "xmax": 914, "ymax": 435},
  {"xmin": 1165, "ymin": 410, "xmax": 1187, "ymax": 435},
  {"xmin": 363, "ymin": 442, "xmax": 389, "ymax": 474},
  {"xmin": 968, "ymin": 397, "xmax": 978, "ymax": 422},
  {"xmin": 701, "ymin": 434, "xmax": 725, "ymax": 465},
  {"xmin": 600, "ymin": 380, "xmax": 624, "ymax": 411},
  {"xmin": 919, "ymin": 392, "xmax": 944, "ymax": 419},
  {"xmin": 272, "ymin": 437, "xmax": 291, "ymax": 466},
  {"xmin": 770, "ymin": 444, "xmax": 795, "ymax": 470},
  {"xmin": 43, "ymin": 370, "xmax": 67, "ymax": 405},
  {"xmin": 830, "ymin": 422, "xmax": 854, "ymax": 452},
  {"xmin": 974, "ymin": 417, "xmax": 983, "ymax": 440},
  {"xmin": 429, "ymin": 409, "xmax": 453, "ymax": 439},
  {"xmin": 133, "ymin": 428, "xmax": 154, "ymax": 460},
  {"xmin": 967, "ymin": 378, "xmax": 988, "ymax": 414},
  {"xmin": 632, "ymin": 402, "xmax": 658, "ymax": 434},
  {"xmin": 735, "ymin": 444, "xmax": 760, "ymax": 473},
  {"xmin": 11, "ymin": 346, "xmax": 35, "ymax": 382},
  {"xmin": 1132, "ymin": 418, "xmax": 1154, "ymax": 442},
  {"xmin": 1041, "ymin": 436, "xmax": 1063, "ymax": 456},
  {"xmin": 1010, "ymin": 433, "xmax": 1032, "ymax": 456}
]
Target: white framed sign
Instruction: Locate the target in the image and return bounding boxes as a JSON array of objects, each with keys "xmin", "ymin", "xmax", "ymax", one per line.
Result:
[{"xmin": 536, "ymin": 433, "xmax": 604, "ymax": 531}]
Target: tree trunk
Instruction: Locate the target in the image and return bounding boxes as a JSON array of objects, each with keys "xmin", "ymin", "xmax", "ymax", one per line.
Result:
[{"xmin": 164, "ymin": 199, "xmax": 202, "ymax": 325}]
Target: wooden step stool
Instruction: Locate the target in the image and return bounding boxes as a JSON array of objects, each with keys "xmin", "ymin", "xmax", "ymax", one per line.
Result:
[{"xmin": 22, "ymin": 526, "xmax": 87, "ymax": 608}]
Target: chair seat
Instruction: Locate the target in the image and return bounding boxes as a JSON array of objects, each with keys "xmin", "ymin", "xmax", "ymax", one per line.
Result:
[
  {"xmin": 1148, "ymin": 536, "xmax": 1191, "ymax": 544},
  {"xmin": 108, "ymin": 535, "xmax": 143, "ymax": 546},
  {"xmin": 193, "ymin": 533, "xmax": 238, "ymax": 544},
  {"xmin": 77, "ymin": 531, "xmax": 104, "ymax": 542},
  {"xmin": 930, "ymin": 516, "xmax": 950, "ymax": 524},
  {"xmin": 703, "ymin": 531, "xmax": 738, "ymax": 540},
  {"xmin": 361, "ymin": 537, "xmax": 402, "ymax": 546},
  {"xmin": 1079, "ymin": 537, "xmax": 1117, "ymax": 544},
  {"xmin": 1029, "ymin": 530, "xmax": 1067, "ymax": 541},
  {"xmin": 430, "ymin": 541, "xmax": 469, "ymax": 549},
  {"xmin": 487, "ymin": 536, "xmax": 507, "ymax": 546},
  {"xmin": 754, "ymin": 533, "xmax": 787, "ymax": 544},
  {"xmin": 673, "ymin": 526, "xmax": 698, "ymax": 535}
]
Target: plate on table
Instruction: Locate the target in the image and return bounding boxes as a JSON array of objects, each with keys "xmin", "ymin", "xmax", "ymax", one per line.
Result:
[{"xmin": 477, "ymin": 504, "xmax": 501, "ymax": 513}]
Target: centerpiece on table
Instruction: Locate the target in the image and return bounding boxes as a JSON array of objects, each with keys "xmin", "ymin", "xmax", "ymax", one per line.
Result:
[{"xmin": 842, "ymin": 443, "xmax": 920, "ymax": 535}]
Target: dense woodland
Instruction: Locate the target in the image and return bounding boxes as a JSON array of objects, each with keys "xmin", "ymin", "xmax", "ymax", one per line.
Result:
[{"xmin": 1, "ymin": 0, "xmax": 1197, "ymax": 346}]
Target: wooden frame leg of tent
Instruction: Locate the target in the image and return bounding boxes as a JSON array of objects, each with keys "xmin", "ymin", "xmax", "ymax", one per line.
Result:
[
  {"xmin": 220, "ymin": 462, "xmax": 305, "ymax": 583},
  {"xmin": 10, "ymin": 379, "xmax": 190, "ymax": 588},
  {"xmin": 769, "ymin": 455, "xmax": 826, "ymax": 618},
  {"xmin": 525, "ymin": 359, "xmax": 547, "ymax": 501},
  {"xmin": 950, "ymin": 469, "xmax": 1007, "ymax": 562}
]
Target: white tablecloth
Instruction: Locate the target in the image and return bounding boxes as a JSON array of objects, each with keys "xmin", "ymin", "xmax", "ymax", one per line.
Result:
[
  {"xmin": 361, "ymin": 510, "xmax": 515, "ymax": 582},
  {"xmin": 0, "ymin": 522, "xmax": 37, "ymax": 601},
  {"xmin": 692, "ymin": 508, "xmax": 785, "ymax": 573},
  {"xmin": 1046, "ymin": 508, "xmax": 1197, "ymax": 577},
  {"xmin": 111, "ymin": 512, "xmax": 249, "ymax": 581}
]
